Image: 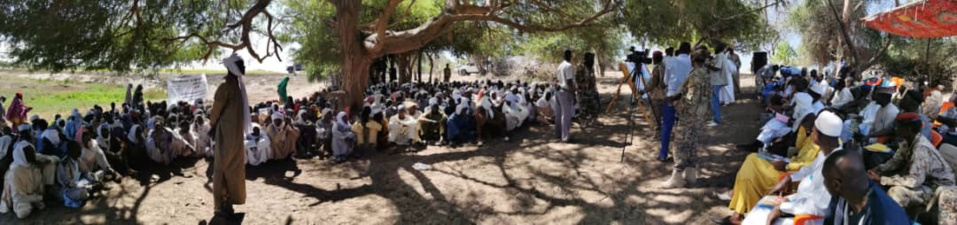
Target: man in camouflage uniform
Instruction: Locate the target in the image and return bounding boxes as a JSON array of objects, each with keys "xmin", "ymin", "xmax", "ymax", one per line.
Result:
[
  {"xmin": 937, "ymin": 186, "xmax": 957, "ymax": 225},
  {"xmin": 871, "ymin": 112, "xmax": 956, "ymax": 214},
  {"xmin": 660, "ymin": 48, "xmax": 712, "ymax": 188},
  {"xmin": 575, "ymin": 52, "xmax": 600, "ymax": 122}
]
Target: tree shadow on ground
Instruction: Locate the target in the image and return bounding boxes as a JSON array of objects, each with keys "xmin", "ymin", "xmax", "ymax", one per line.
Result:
[
  {"xmin": 0, "ymin": 75, "xmax": 765, "ymax": 224},
  {"xmin": 242, "ymin": 82, "xmax": 763, "ymax": 224}
]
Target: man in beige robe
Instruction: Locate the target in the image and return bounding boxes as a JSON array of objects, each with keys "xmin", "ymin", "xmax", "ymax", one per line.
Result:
[
  {"xmin": 266, "ymin": 112, "xmax": 298, "ymax": 160},
  {"xmin": 208, "ymin": 54, "xmax": 249, "ymax": 216}
]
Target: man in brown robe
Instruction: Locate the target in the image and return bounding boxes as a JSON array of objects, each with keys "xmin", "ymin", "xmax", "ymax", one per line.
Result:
[{"xmin": 208, "ymin": 54, "xmax": 249, "ymax": 216}]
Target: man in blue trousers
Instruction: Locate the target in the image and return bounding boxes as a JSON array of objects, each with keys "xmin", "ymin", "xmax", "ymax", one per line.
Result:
[{"xmin": 659, "ymin": 42, "xmax": 692, "ymax": 161}]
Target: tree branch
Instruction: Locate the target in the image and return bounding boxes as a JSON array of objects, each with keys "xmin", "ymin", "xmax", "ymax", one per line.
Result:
[
  {"xmin": 370, "ymin": 0, "xmax": 403, "ymax": 53},
  {"xmin": 366, "ymin": 0, "xmax": 616, "ymax": 57},
  {"xmin": 716, "ymin": 0, "xmax": 783, "ymax": 21}
]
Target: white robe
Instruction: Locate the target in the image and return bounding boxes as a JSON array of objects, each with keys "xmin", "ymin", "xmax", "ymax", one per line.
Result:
[
  {"xmin": 504, "ymin": 103, "xmax": 530, "ymax": 131},
  {"xmin": 0, "ymin": 141, "xmax": 46, "ymax": 219},
  {"xmin": 79, "ymin": 140, "xmax": 113, "ymax": 175},
  {"xmin": 245, "ymin": 134, "xmax": 271, "ymax": 166},
  {"xmin": 388, "ymin": 115, "xmax": 419, "ymax": 145},
  {"xmin": 719, "ymin": 58, "xmax": 736, "ymax": 104},
  {"xmin": 191, "ymin": 122, "xmax": 212, "ymax": 157}
]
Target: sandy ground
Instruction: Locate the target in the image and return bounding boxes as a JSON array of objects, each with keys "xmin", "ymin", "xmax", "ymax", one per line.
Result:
[{"xmin": 1, "ymin": 71, "xmax": 763, "ymax": 224}]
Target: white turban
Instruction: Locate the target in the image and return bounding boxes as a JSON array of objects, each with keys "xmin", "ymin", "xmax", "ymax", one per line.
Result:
[
  {"xmin": 296, "ymin": 110, "xmax": 307, "ymax": 124},
  {"xmin": 128, "ymin": 125, "xmax": 142, "ymax": 144},
  {"xmin": 42, "ymin": 129, "xmax": 61, "ymax": 146},
  {"xmin": 222, "ymin": 53, "xmax": 252, "ymax": 135},
  {"xmin": 271, "ymin": 112, "xmax": 284, "ymax": 121},
  {"xmin": 452, "ymin": 90, "xmax": 462, "ymax": 102},
  {"xmin": 456, "ymin": 102, "xmax": 469, "ymax": 115},
  {"xmin": 791, "ymin": 93, "xmax": 814, "ymax": 132},
  {"xmin": 815, "ymin": 111, "xmax": 843, "ymax": 137}
]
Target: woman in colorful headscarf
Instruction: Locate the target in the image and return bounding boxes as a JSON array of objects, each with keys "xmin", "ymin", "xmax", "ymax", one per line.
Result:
[{"xmin": 5, "ymin": 93, "xmax": 30, "ymax": 134}]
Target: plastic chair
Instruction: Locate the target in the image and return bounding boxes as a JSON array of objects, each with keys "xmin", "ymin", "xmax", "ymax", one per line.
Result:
[
  {"xmin": 794, "ymin": 214, "xmax": 823, "ymax": 225},
  {"xmin": 932, "ymin": 131, "xmax": 943, "ymax": 148},
  {"xmin": 777, "ymin": 173, "xmax": 799, "ymax": 194}
]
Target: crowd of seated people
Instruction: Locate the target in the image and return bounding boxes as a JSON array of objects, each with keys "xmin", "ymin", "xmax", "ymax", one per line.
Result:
[
  {"xmin": 716, "ymin": 66, "xmax": 957, "ymax": 224},
  {"xmin": 0, "ymin": 71, "xmax": 600, "ymax": 218}
]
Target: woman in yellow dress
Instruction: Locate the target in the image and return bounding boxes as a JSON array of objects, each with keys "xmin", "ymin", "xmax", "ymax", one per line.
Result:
[{"xmin": 724, "ymin": 113, "xmax": 823, "ymax": 222}]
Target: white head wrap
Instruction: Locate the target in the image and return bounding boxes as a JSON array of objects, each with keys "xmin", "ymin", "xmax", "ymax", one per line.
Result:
[
  {"xmin": 815, "ymin": 111, "xmax": 843, "ymax": 137},
  {"xmin": 480, "ymin": 95, "xmax": 495, "ymax": 119},
  {"xmin": 128, "ymin": 124, "xmax": 142, "ymax": 144},
  {"xmin": 791, "ymin": 93, "xmax": 814, "ymax": 132},
  {"xmin": 271, "ymin": 112, "xmax": 284, "ymax": 121},
  {"xmin": 223, "ymin": 53, "xmax": 253, "ymax": 135},
  {"xmin": 42, "ymin": 129, "xmax": 61, "ymax": 146},
  {"xmin": 456, "ymin": 101, "xmax": 469, "ymax": 115},
  {"xmin": 452, "ymin": 90, "xmax": 462, "ymax": 102},
  {"xmin": 96, "ymin": 124, "xmax": 111, "ymax": 149},
  {"xmin": 335, "ymin": 112, "xmax": 349, "ymax": 128},
  {"xmin": 296, "ymin": 110, "xmax": 307, "ymax": 124}
]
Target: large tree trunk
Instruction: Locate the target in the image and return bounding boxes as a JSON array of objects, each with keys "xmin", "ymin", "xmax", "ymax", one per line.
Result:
[
  {"xmin": 416, "ymin": 50, "xmax": 424, "ymax": 82},
  {"xmin": 396, "ymin": 52, "xmax": 414, "ymax": 84},
  {"xmin": 428, "ymin": 52, "xmax": 434, "ymax": 84},
  {"xmin": 337, "ymin": 0, "xmax": 372, "ymax": 112},
  {"xmin": 472, "ymin": 55, "xmax": 488, "ymax": 75}
]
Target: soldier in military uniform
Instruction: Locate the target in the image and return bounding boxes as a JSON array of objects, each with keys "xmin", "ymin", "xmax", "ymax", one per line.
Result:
[
  {"xmin": 575, "ymin": 52, "xmax": 600, "ymax": 123},
  {"xmin": 660, "ymin": 48, "xmax": 712, "ymax": 188}
]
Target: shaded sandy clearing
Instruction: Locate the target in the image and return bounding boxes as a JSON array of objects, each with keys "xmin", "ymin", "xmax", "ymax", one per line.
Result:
[{"xmin": 1, "ymin": 73, "xmax": 763, "ymax": 224}]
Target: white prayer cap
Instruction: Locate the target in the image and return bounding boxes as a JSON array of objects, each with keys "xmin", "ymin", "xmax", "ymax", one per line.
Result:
[
  {"xmin": 30, "ymin": 115, "xmax": 39, "ymax": 122},
  {"xmin": 397, "ymin": 104, "xmax": 407, "ymax": 112},
  {"xmin": 371, "ymin": 106, "xmax": 382, "ymax": 116},
  {"xmin": 815, "ymin": 111, "xmax": 842, "ymax": 137}
]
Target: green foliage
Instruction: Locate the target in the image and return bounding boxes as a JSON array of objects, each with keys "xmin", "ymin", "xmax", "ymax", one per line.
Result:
[
  {"xmin": 622, "ymin": 0, "xmax": 779, "ymax": 51},
  {"xmin": 0, "ymin": 0, "xmax": 233, "ymax": 72},
  {"xmin": 513, "ymin": 26, "xmax": 626, "ymax": 64},
  {"xmin": 879, "ymin": 39, "xmax": 957, "ymax": 85},
  {"xmin": 770, "ymin": 42, "xmax": 797, "ymax": 65}
]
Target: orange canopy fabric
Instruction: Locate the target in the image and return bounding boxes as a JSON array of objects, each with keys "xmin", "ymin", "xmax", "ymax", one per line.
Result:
[{"xmin": 861, "ymin": 0, "xmax": 957, "ymax": 38}]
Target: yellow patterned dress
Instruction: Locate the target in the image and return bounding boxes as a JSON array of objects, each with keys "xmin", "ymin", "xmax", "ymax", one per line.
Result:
[{"xmin": 728, "ymin": 126, "xmax": 821, "ymax": 214}]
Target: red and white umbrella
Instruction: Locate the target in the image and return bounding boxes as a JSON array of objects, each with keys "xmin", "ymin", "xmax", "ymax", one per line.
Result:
[{"xmin": 861, "ymin": 0, "xmax": 957, "ymax": 38}]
